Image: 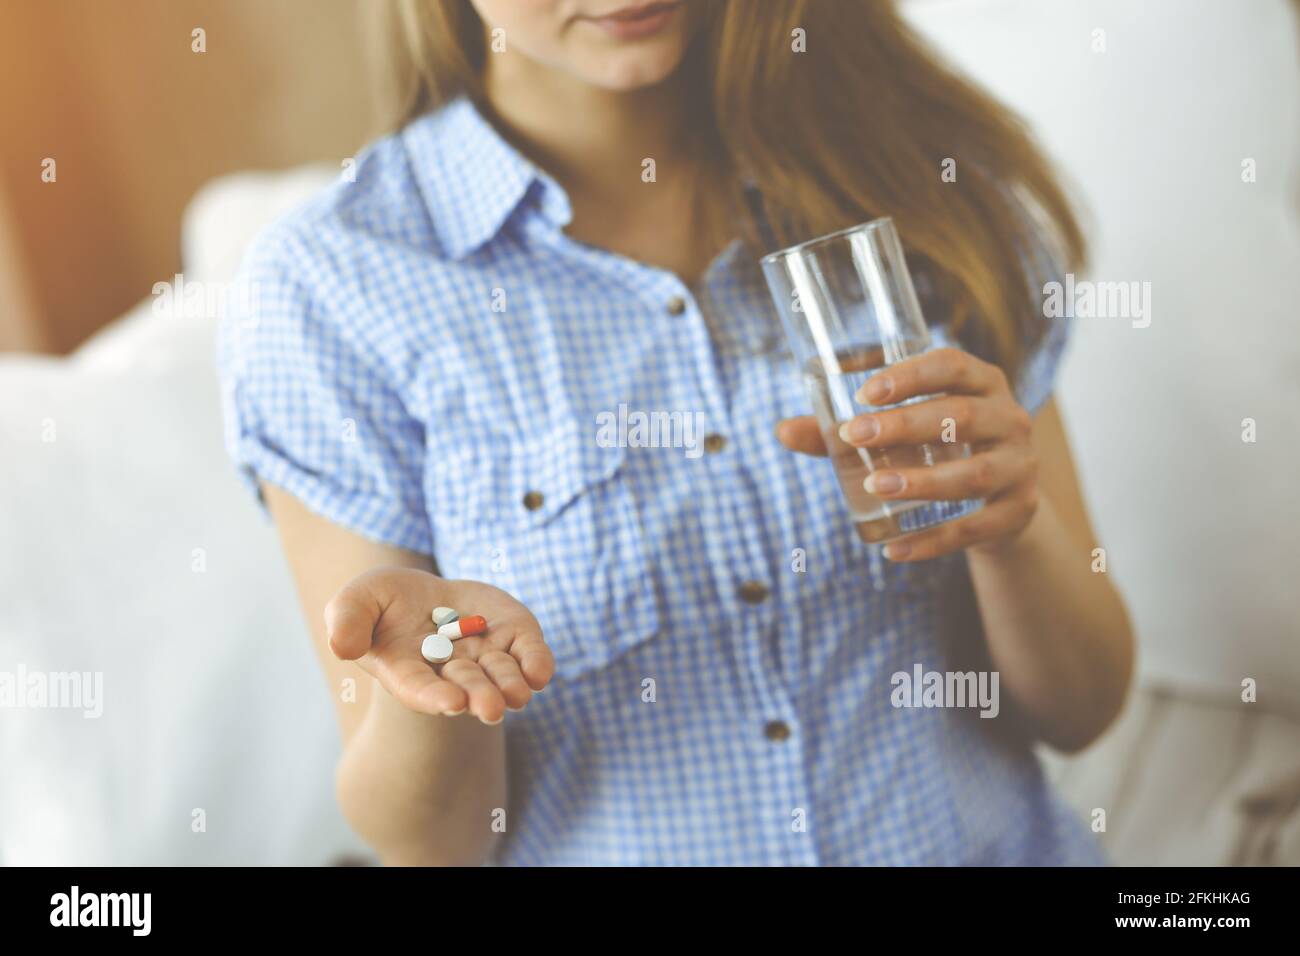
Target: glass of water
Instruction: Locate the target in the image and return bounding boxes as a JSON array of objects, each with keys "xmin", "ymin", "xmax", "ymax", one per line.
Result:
[{"xmin": 760, "ymin": 217, "xmax": 982, "ymax": 544}]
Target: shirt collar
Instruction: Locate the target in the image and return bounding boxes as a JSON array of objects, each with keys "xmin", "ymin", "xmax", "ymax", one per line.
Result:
[{"xmin": 402, "ymin": 95, "xmax": 574, "ymax": 259}]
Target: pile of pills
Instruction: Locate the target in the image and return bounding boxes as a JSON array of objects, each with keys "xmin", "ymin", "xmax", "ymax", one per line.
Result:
[{"xmin": 420, "ymin": 606, "xmax": 488, "ymax": 664}]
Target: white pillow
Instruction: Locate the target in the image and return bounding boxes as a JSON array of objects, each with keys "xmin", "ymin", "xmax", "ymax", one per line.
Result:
[{"xmin": 0, "ymin": 170, "xmax": 364, "ymax": 865}]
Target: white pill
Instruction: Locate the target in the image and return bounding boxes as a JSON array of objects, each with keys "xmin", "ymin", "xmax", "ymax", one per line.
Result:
[
  {"xmin": 421, "ymin": 633, "xmax": 454, "ymax": 664},
  {"xmin": 432, "ymin": 606, "xmax": 459, "ymax": 627}
]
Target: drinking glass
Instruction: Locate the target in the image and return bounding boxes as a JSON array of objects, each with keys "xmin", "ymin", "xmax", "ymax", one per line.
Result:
[{"xmin": 760, "ymin": 217, "xmax": 982, "ymax": 543}]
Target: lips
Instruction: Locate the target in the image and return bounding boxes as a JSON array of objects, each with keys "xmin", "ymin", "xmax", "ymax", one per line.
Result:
[
  {"xmin": 602, "ymin": 2, "xmax": 679, "ymax": 21},
  {"xmin": 584, "ymin": 1, "xmax": 681, "ymax": 40}
]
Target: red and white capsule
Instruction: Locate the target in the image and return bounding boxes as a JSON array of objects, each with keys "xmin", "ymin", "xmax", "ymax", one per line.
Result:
[{"xmin": 436, "ymin": 615, "xmax": 486, "ymax": 640}]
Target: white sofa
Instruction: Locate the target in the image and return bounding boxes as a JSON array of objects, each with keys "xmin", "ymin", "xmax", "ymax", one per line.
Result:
[{"xmin": 2, "ymin": 0, "xmax": 1298, "ymax": 865}]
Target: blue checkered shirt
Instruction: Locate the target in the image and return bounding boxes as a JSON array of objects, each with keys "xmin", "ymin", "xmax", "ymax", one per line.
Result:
[{"xmin": 218, "ymin": 96, "xmax": 1105, "ymax": 866}]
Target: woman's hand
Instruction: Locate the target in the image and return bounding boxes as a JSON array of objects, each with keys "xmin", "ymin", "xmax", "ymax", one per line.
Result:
[
  {"xmin": 777, "ymin": 347, "xmax": 1038, "ymax": 562},
  {"xmin": 324, "ymin": 568, "xmax": 555, "ymax": 724}
]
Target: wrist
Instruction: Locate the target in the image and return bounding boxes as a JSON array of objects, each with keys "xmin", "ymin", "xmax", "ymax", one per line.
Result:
[{"xmin": 966, "ymin": 494, "xmax": 1054, "ymax": 565}]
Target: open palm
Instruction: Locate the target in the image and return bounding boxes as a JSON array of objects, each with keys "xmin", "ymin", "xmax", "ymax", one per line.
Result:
[{"xmin": 324, "ymin": 568, "xmax": 555, "ymax": 722}]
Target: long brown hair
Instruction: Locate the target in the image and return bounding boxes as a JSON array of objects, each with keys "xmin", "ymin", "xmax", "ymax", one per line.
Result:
[{"xmin": 384, "ymin": 0, "xmax": 1087, "ymax": 380}]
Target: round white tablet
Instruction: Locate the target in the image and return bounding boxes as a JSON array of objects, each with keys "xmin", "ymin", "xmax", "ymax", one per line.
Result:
[
  {"xmin": 421, "ymin": 633, "xmax": 454, "ymax": 664},
  {"xmin": 432, "ymin": 606, "xmax": 459, "ymax": 627}
]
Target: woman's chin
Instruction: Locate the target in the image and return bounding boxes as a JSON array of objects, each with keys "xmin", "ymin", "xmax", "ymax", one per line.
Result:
[{"xmin": 580, "ymin": 49, "xmax": 686, "ymax": 92}]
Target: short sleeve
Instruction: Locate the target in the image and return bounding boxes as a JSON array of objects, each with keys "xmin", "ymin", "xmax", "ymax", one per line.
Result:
[
  {"xmin": 216, "ymin": 233, "xmax": 433, "ymax": 554},
  {"xmin": 1014, "ymin": 298, "xmax": 1071, "ymax": 418},
  {"xmin": 917, "ymin": 247, "xmax": 1072, "ymax": 418}
]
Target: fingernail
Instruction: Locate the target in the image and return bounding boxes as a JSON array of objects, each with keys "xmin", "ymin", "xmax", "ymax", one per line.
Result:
[
  {"xmin": 859, "ymin": 374, "xmax": 893, "ymax": 404},
  {"xmin": 482, "ymin": 715, "xmax": 504, "ymax": 726},
  {"xmin": 866, "ymin": 472, "xmax": 904, "ymax": 494},
  {"xmin": 838, "ymin": 417, "xmax": 879, "ymax": 444},
  {"xmin": 443, "ymin": 708, "xmax": 466, "ymax": 717},
  {"xmin": 884, "ymin": 541, "xmax": 911, "ymax": 560}
]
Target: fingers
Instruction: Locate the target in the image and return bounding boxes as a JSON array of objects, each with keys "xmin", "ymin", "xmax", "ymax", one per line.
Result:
[
  {"xmin": 506, "ymin": 632, "xmax": 556, "ymax": 691},
  {"xmin": 458, "ymin": 628, "xmax": 554, "ymax": 697},
  {"xmin": 839, "ymin": 394, "xmax": 1029, "ymax": 450},
  {"xmin": 882, "ymin": 486, "xmax": 1038, "ymax": 562},
  {"xmin": 324, "ymin": 581, "xmax": 384, "ymax": 661},
  {"xmin": 476, "ymin": 651, "xmax": 534, "ymax": 711},
  {"xmin": 372, "ymin": 650, "xmax": 469, "ymax": 717},
  {"xmin": 775, "ymin": 416, "xmax": 828, "ymax": 457},
  {"xmin": 863, "ymin": 446, "xmax": 1034, "ymax": 502},
  {"xmin": 438, "ymin": 659, "xmax": 508, "ymax": 724},
  {"xmin": 458, "ymin": 608, "xmax": 555, "ymax": 695},
  {"xmin": 856, "ymin": 347, "xmax": 1008, "ymax": 406},
  {"xmin": 433, "ymin": 631, "xmax": 552, "ymax": 722},
  {"xmin": 778, "ymin": 349, "xmax": 1012, "ymax": 456}
]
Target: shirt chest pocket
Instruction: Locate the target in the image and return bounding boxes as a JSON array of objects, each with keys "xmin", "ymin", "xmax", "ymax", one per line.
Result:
[{"xmin": 427, "ymin": 422, "xmax": 661, "ymax": 681}]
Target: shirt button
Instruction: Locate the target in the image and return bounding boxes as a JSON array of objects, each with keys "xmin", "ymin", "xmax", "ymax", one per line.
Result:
[
  {"xmin": 522, "ymin": 490, "xmax": 545, "ymax": 511},
  {"xmin": 703, "ymin": 433, "xmax": 727, "ymax": 454},
  {"xmin": 764, "ymin": 720, "xmax": 791, "ymax": 742},
  {"xmin": 738, "ymin": 580, "xmax": 769, "ymax": 604},
  {"xmin": 666, "ymin": 295, "xmax": 687, "ymax": 316}
]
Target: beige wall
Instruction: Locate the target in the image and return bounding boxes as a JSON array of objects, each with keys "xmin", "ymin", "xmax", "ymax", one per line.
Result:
[{"xmin": 0, "ymin": 0, "xmax": 381, "ymax": 353}]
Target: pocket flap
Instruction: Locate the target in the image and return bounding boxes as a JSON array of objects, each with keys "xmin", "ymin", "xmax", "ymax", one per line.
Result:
[
  {"xmin": 510, "ymin": 421, "xmax": 627, "ymax": 529},
  {"xmin": 435, "ymin": 420, "xmax": 627, "ymax": 528}
]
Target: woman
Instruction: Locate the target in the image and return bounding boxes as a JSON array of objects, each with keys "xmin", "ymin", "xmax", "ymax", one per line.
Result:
[{"xmin": 218, "ymin": 0, "xmax": 1133, "ymax": 865}]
